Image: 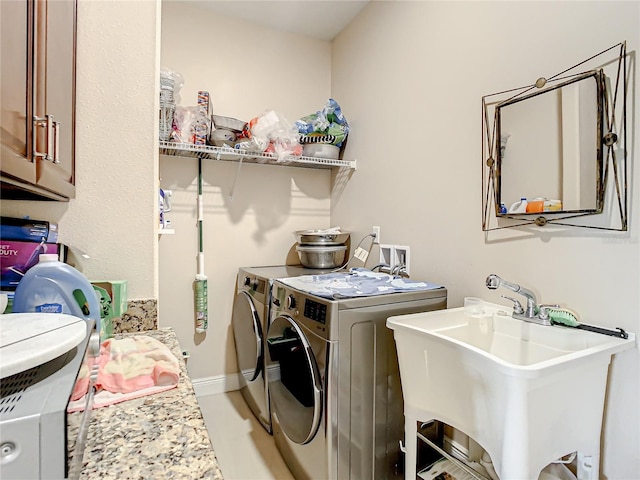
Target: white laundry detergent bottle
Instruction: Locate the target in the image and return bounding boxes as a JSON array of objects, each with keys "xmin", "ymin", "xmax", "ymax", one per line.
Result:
[
  {"xmin": 509, "ymin": 197, "xmax": 528, "ymax": 213},
  {"xmin": 12, "ymin": 254, "xmax": 101, "ymax": 332}
]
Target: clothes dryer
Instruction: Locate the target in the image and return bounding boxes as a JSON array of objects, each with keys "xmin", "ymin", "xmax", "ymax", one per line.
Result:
[
  {"xmin": 231, "ymin": 265, "xmax": 320, "ymax": 433},
  {"xmin": 266, "ymin": 272, "xmax": 447, "ymax": 479}
]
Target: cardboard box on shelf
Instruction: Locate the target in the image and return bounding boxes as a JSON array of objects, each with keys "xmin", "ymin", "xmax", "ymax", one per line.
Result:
[
  {"xmin": 0, "ymin": 240, "xmax": 59, "ymax": 289},
  {"xmin": 91, "ymin": 280, "xmax": 127, "ymax": 316},
  {"xmin": 0, "ymin": 216, "xmax": 58, "ymax": 243},
  {"xmin": 90, "ymin": 280, "xmax": 128, "ymax": 342}
]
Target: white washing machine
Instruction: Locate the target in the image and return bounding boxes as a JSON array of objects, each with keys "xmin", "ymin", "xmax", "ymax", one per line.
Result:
[
  {"xmin": 231, "ymin": 265, "xmax": 324, "ymax": 433},
  {"xmin": 266, "ymin": 272, "xmax": 447, "ymax": 479}
]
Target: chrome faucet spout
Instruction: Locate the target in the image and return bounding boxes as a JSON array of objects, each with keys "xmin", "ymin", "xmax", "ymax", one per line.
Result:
[{"xmin": 485, "ymin": 274, "xmax": 538, "ymax": 320}]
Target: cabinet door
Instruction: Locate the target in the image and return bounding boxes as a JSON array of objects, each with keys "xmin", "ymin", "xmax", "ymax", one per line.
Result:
[
  {"xmin": 34, "ymin": 0, "xmax": 76, "ymax": 198},
  {"xmin": 0, "ymin": 0, "xmax": 36, "ymax": 183}
]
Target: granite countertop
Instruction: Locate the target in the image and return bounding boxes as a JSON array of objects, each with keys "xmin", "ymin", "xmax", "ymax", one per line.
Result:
[{"xmin": 70, "ymin": 328, "xmax": 223, "ymax": 479}]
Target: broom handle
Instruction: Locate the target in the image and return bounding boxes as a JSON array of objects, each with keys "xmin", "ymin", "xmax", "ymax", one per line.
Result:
[
  {"xmin": 195, "ymin": 157, "xmax": 208, "ymax": 333},
  {"xmin": 198, "ymin": 158, "xmax": 204, "ymax": 258},
  {"xmin": 578, "ymin": 324, "xmax": 628, "ymax": 339}
]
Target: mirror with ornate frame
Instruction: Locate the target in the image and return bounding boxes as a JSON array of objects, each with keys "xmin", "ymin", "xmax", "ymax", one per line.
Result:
[{"xmin": 482, "ymin": 42, "xmax": 629, "ymax": 231}]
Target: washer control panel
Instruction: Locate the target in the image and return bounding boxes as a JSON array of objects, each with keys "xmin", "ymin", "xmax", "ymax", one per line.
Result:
[{"xmin": 304, "ymin": 299, "xmax": 327, "ymax": 325}]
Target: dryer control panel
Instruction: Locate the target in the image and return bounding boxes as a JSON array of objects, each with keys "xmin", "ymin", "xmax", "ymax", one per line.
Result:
[{"xmin": 271, "ymin": 284, "xmax": 335, "ymax": 339}]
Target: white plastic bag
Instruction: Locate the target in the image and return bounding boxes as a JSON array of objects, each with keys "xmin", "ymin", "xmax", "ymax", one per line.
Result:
[
  {"xmin": 171, "ymin": 106, "xmax": 209, "ymax": 144},
  {"xmin": 240, "ymin": 110, "xmax": 302, "ymax": 161}
]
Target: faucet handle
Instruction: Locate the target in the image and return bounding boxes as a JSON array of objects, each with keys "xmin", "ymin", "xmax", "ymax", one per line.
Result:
[
  {"xmin": 538, "ymin": 304, "xmax": 560, "ymax": 320},
  {"xmin": 501, "ymin": 295, "xmax": 524, "ymax": 314}
]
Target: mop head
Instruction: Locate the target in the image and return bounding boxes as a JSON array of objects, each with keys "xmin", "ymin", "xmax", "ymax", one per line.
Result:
[{"xmin": 195, "ymin": 277, "xmax": 208, "ymax": 333}]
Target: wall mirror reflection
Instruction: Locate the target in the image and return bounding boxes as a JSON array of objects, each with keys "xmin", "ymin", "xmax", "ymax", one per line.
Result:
[{"xmin": 482, "ymin": 42, "xmax": 629, "ymax": 231}]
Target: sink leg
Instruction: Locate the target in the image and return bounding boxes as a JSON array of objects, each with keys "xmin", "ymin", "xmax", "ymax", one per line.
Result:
[
  {"xmin": 404, "ymin": 416, "xmax": 417, "ymax": 480},
  {"xmin": 576, "ymin": 452, "xmax": 599, "ymax": 480}
]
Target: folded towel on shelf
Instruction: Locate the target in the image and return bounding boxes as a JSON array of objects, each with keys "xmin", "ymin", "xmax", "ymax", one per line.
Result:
[{"xmin": 68, "ymin": 335, "xmax": 180, "ymax": 412}]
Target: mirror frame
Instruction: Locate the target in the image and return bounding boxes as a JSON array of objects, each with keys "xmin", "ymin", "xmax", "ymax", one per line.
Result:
[{"xmin": 482, "ymin": 42, "xmax": 629, "ymax": 231}]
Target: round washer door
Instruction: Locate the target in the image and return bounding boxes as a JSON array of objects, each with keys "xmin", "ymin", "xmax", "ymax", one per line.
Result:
[
  {"xmin": 231, "ymin": 291, "xmax": 263, "ymax": 383},
  {"xmin": 267, "ymin": 315, "xmax": 322, "ymax": 445}
]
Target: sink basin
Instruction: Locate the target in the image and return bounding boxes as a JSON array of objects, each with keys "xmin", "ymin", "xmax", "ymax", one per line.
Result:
[
  {"xmin": 407, "ymin": 303, "xmax": 633, "ymax": 373},
  {"xmin": 387, "ymin": 302, "xmax": 635, "ymax": 480}
]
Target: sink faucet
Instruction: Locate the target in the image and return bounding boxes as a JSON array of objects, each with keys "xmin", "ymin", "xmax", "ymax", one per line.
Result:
[{"xmin": 486, "ymin": 274, "xmax": 551, "ymax": 325}]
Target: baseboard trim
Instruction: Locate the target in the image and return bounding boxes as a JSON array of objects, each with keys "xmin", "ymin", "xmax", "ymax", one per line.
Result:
[
  {"xmin": 192, "ymin": 365, "xmax": 281, "ymax": 398},
  {"xmin": 192, "ymin": 373, "xmax": 240, "ymax": 397}
]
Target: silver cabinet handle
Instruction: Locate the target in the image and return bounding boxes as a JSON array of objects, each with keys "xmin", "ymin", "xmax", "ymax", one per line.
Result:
[
  {"xmin": 46, "ymin": 114, "xmax": 54, "ymax": 161},
  {"xmin": 32, "ymin": 114, "xmax": 59, "ymax": 162},
  {"xmin": 33, "ymin": 115, "xmax": 48, "ymax": 160},
  {"xmin": 53, "ymin": 120, "xmax": 60, "ymax": 164}
]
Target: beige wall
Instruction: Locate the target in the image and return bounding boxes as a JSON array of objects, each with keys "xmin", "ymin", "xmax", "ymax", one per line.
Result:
[
  {"xmin": 331, "ymin": 2, "xmax": 639, "ymax": 477},
  {"xmin": 158, "ymin": 1, "xmax": 333, "ymax": 380},
  {"xmin": 1, "ymin": 0, "xmax": 160, "ymax": 300},
  {"xmin": 1, "ymin": 0, "xmax": 637, "ymax": 475}
]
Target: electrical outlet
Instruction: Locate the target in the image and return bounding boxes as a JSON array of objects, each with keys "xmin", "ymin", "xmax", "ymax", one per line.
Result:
[{"xmin": 372, "ymin": 226, "xmax": 381, "ymax": 244}]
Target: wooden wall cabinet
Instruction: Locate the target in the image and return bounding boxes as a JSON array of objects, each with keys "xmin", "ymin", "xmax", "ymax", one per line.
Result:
[{"xmin": 1, "ymin": 0, "xmax": 76, "ymax": 201}]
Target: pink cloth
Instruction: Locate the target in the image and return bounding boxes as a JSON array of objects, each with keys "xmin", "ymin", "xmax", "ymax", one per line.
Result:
[
  {"xmin": 97, "ymin": 336, "xmax": 180, "ymax": 393},
  {"xmin": 70, "ymin": 359, "xmax": 94, "ymax": 401},
  {"xmin": 68, "ymin": 335, "xmax": 180, "ymax": 412}
]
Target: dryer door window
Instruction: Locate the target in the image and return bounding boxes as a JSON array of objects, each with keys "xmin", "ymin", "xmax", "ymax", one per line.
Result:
[
  {"xmin": 231, "ymin": 291, "xmax": 263, "ymax": 384},
  {"xmin": 267, "ymin": 315, "xmax": 323, "ymax": 445}
]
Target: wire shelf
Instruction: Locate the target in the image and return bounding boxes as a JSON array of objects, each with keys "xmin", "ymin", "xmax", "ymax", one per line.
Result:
[{"xmin": 159, "ymin": 141, "xmax": 356, "ymax": 170}]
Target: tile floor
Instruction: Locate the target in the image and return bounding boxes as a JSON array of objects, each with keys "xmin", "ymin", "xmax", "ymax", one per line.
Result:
[{"xmin": 198, "ymin": 391, "xmax": 295, "ymax": 480}]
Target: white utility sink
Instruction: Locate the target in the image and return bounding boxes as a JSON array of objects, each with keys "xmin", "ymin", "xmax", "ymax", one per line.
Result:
[{"xmin": 387, "ymin": 302, "xmax": 635, "ymax": 480}]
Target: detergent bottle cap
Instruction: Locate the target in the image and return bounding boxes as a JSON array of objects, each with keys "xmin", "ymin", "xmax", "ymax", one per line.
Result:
[{"xmin": 39, "ymin": 254, "xmax": 59, "ymax": 263}]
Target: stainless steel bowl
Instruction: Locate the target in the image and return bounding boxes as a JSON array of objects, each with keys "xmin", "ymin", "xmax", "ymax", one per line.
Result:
[
  {"xmin": 294, "ymin": 230, "xmax": 350, "ymax": 246},
  {"xmin": 296, "ymin": 245, "xmax": 347, "ymax": 269}
]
